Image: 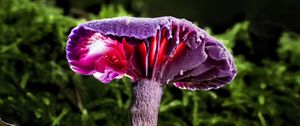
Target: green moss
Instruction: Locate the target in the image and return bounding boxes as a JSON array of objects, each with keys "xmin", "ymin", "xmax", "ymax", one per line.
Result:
[{"xmin": 0, "ymin": 0, "xmax": 299, "ymax": 125}]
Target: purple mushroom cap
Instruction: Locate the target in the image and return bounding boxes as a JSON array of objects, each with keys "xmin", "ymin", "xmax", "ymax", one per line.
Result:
[{"xmin": 66, "ymin": 16, "xmax": 237, "ymax": 90}]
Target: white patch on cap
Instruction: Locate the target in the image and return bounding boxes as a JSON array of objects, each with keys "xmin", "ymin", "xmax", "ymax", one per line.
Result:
[
  {"xmin": 180, "ymin": 70, "xmax": 183, "ymax": 75},
  {"xmin": 88, "ymin": 40, "xmax": 108, "ymax": 55},
  {"xmin": 93, "ymin": 72, "xmax": 103, "ymax": 79},
  {"xmin": 166, "ymin": 79, "xmax": 171, "ymax": 84}
]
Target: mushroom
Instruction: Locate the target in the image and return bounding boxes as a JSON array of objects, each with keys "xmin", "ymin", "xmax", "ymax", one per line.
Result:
[{"xmin": 66, "ymin": 16, "xmax": 237, "ymax": 126}]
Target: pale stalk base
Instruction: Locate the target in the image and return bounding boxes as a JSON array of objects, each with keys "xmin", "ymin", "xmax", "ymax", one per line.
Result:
[{"xmin": 130, "ymin": 79, "xmax": 164, "ymax": 126}]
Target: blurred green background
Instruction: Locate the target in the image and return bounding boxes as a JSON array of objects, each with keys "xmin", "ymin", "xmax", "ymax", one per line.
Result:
[{"xmin": 0, "ymin": 0, "xmax": 299, "ymax": 125}]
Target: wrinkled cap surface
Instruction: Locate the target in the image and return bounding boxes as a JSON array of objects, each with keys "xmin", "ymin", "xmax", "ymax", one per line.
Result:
[{"xmin": 66, "ymin": 16, "xmax": 237, "ymax": 90}]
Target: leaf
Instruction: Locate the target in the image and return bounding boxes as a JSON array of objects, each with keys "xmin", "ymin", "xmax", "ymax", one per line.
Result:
[
  {"xmin": 160, "ymin": 100, "xmax": 182, "ymax": 112},
  {"xmin": 257, "ymin": 111, "xmax": 267, "ymax": 126},
  {"xmin": 20, "ymin": 73, "xmax": 30, "ymax": 89},
  {"xmin": 258, "ymin": 95, "xmax": 265, "ymax": 105}
]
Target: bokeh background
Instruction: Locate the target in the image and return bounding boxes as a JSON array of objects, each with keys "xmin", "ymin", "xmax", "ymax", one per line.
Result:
[{"xmin": 0, "ymin": 0, "xmax": 300, "ymax": 125}]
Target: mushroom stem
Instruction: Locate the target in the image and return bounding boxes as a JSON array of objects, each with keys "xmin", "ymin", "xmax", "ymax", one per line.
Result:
[{"xmin": 130, "ymin": 79, "xmax": 164, "ymax": 126}]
